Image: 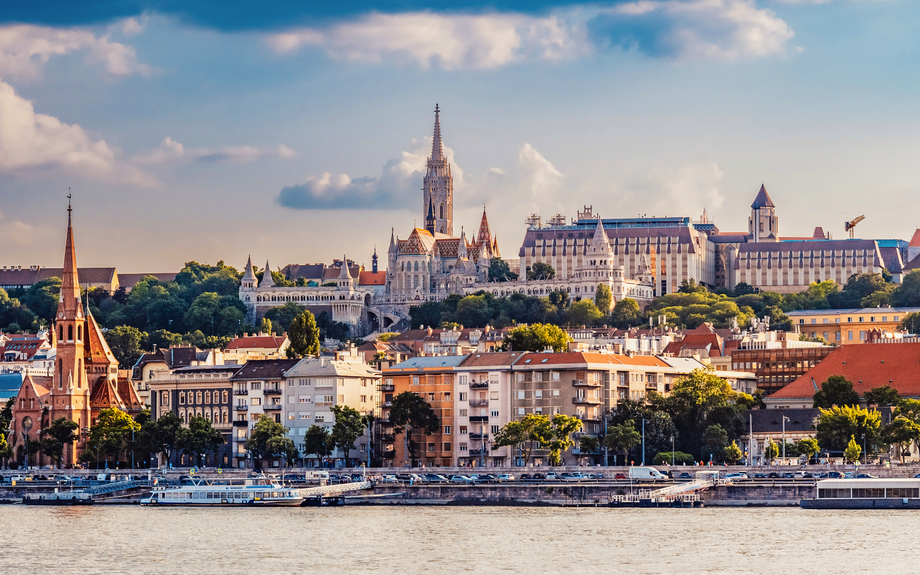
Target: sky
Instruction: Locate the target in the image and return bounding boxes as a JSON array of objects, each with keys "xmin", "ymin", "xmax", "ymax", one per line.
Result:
[{"xmin": 1, "ymin": 1, "xmax": 920, "ymax": 274}]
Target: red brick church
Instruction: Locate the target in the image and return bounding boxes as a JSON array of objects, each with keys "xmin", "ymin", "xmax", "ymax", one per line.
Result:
[{"xmin": 9, "ymin": 201, "xmax": 142, "ymax": 467}]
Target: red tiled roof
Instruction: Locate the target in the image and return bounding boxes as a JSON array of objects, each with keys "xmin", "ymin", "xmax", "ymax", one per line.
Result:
[
  {"xmin": 910, "ymin": 229, "xmax": 920, "ymax": 248},
  {"xmin": 225, "ymin": 336, "xmax": 286, "ymax": 350},
  {"xmin": 769, "ymin": 342, "xmax": 920, "ymax": 399},
  {"xmin": 513, "ymin": 352, "xmax": 670, "ymax": 368},
  {"xmin": 663, "ymin": 333, "xmax": 724, "ymax": 358},
  {"xmin": 359, "ymin": 271, "xmax": 386, "ymax": 286}
]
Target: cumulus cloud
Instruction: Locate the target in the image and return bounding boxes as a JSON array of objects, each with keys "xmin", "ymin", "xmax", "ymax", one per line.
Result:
[
  {"xmin": 519, "ymin": 143, "xmax": 563, "ymax": 202},
  {"xmin": 0, "ymin": 79, "xmax": 152, "ymax": 185},
  {"xmin": 618, "ymin": 162, "xmax": 726, "ymax": 217},
  {"xmin": 277, "ymin": 136, "xmax": 463, "ymax": 210},
  {"xmin": 132, "ymin": 137, "xmax": 295, "ymax": 165},
  {"xmin": 588, "ymin": 0, "xmax": 794, "ymax": 60},
  {"xmin": 267, "ymin": 12, "xmax": 589, "ymax": 69},
  {"xmin": 0, "ymin": 24, "xmax": 150, "ymax": 80}
]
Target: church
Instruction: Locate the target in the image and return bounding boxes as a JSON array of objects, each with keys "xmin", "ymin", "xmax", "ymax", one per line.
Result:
[
  {"xmin": 9, "ymin": 202, "xmax": 143, "ymax": 468},
  {"xmin": 384, "ymin": 105, "xmax": 500, "ymax": 301}
]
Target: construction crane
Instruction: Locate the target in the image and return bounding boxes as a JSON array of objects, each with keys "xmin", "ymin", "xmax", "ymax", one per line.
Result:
[{"xmin": 845, "ymin": 215, "xmax": 865, "ymax": 239}]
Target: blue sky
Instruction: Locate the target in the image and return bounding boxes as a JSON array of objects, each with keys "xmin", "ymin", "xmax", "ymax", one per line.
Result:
[{"xmin": 1, "ymin": 1, "xmax": 919, "ymax": 273}]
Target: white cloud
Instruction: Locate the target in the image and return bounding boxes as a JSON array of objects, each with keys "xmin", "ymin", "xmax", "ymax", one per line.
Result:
[
  {"xmin": 589, "ymin": 0, "xmax": 794, "ymax": 60},
  {"xmin": 0, "ymin": 79, "xmax": 152, "ymax": 185},
  {"xmin": 519, "ymin": 143, "xmax": 564, "ymax": 203},
  {"xmin": 0, "ymin": 24, "xmax": 150, "ymax": 80},
  {"xmin": 132, "ymin": 137, "xmax": 296, "ymax": 165},
  {"xmin": 277, "ymin": 136, "xmax": 463, "ymax": 210},
  {"xmin": 0, "ymin": 210, "xmax": 47, "ymax": 247},
  {"xmin": 622, "ymin": 162, "xmax": 726, "ymax": 217},
  {"xmin": 267, "ymin": 12, "xmax": 589, "ymax": 69}
]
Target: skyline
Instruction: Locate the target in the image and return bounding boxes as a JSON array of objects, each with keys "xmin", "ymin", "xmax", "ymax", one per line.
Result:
[{"xmin": 2, "ymin": 1, "xmax": 920, "ymax": 272}]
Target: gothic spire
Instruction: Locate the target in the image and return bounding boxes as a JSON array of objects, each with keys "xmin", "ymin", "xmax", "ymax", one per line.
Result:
[
  {"xmin": 58, "ymin": 195, "xmax": 81, "ymax": 318},
  {"xmin": 242, "ymin": 255, "xmax": 256, "ymax": 282},
  {"xmin": 260, "ymin": 260, "xmax": 275, "ymax": 287},
  {"xmin": 431, "ymin": 103, "xmax": 443, "ymax": 162},
  {"xmin": 590, "ymin": 216, "xmax": 611, "ymax": 255},
  {"xmin": 477, "ymin": 206, "xmax": 492, "ymax": 245}
]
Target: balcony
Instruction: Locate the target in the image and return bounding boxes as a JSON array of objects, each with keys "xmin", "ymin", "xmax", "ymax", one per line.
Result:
[
  {"xmin": 381, "ymin": 384, "xmax": 395, "ymax": 392},
  {"xmin": 263, "ymin": 387, "xmax": 282, "ymax": 395},
  {"xmin": 469, "ymin": 415, "xmax": 489, "ymax": 423},
  {"xmin": 234, "ymin": 405, "xmax": 249, "ymax": 411},
  {"xmin": 469, "ymin": 433, "xmax": 489, "ymax": 441},
  {"xmin": 233, "ymin": 389, "xmax": 249, "ymax": 396},
  {"xmin": 572, "ymin": 379, "xmax": 601, "ymax": 387},
  {"xmin": 468, "ymin": 449, "xmax": 489, "ymax": 456},
  {"xmin": 468, "ymin": 399, "xmax": 489, "ymax": 407},
  {"xmin": 572, "ymin": 397, "xmax": 602, "ymax": 405},
  {"xmin": 469, "ymin": 382, "xmax": 489, "ymax": 389},
  {"xmin": 232, "ymin": 420, "xmax": 248, "ymax": 427},
  {"xmin": 381, "ymin": 434, "xmax": 396, "ymax": 442},
  {"xmin": 263, "ymin": 404, "xmax": 282, "ymax": 411},
  {"xmin": 383, "ymin": 400, "xmax": 393, "ymax": 407}
]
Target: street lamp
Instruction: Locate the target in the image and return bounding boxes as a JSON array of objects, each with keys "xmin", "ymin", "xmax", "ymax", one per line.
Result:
[
  {"xmin": 782, "ymin": 416, "xmax": 790, "ymax": 462},
  {"xmin": 671, "ymin": 435, "xmax": 675, "ymax": 466},
  {"xmin": 641, "ymin": 419, "xmax": 647, "ymax": 466},
  {"xmin": 861, "ymin": 433, "xmax": 866, "ymax": 465}
]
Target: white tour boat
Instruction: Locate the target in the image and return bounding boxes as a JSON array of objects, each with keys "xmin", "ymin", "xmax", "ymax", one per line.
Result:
[{"xmin": 141, "ymin": 476, "xmax": 304, "ymax": 506}]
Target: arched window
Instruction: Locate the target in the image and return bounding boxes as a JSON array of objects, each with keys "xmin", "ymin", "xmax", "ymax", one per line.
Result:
[
  {"xmin": 197, "ymin": 391, "xmax": 203, "ymax": 404},
  {"xmin": 58, "ymin": 325, "xmax": 63, "ymax": 341},
  {"xmin": 414, "ymin": 262, "xmax": 419, "ymax": 272},
  {"xmin": 440, "ymin": 204, "xmax": 444, "ymax": 219},
  {"xmin": 77, "ymin": 325, "xmax": 82, "ymax": 341},
  {"xmin": 205, "ymin": 391, "xmax": 211, "ymax": 404},
  {"xmin": 179, "ymin": 392, "xmax": 186, "ymax": 405},
  {"xmin": 67, "ymin": 325, "xmax": 73, "ymax": 341}
]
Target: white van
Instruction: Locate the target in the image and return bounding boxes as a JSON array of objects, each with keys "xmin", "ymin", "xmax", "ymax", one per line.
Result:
[{"xmin": 628, "ymin": 467, "xmax": 667, "ymax": 481}]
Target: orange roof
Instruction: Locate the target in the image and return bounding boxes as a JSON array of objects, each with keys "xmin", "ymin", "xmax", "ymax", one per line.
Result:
[
  {"xmin": 225, "ymin": 336, "xmax": 286, "ymax": 350},
  {"xmin": 769, "ymin": 342, "xmax": 920, "ymax": 400},
  {"xmin": 514, "ymin": 352, "xmax": 669, "ymax": 368},
  {"xmin": 359, "ymin": 271, "xmax": 386, "ymax": 286},
  {"xmin": 910, "ymin": 229, "xmax": 920, "ymax": 248}
]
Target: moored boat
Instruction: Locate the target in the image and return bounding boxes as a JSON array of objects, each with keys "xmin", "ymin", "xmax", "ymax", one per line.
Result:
[
  {"xmin": 801, "ymin": 478, "xmax": 920, "ymax": 509},
  {"xmin": 141, "ymin": 476, "xmax": 304, "ymax": 506}
]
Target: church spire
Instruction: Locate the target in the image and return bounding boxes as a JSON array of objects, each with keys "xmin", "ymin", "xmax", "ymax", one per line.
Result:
[
  {"xmin": 58, "ymin": 194, "xmax": 81, "ymax": 319},
  {"xmin": 431, "ymin": 103, "xmax": 444, "ymax": 162},
  {"xmin": 260, "ymin": 260, "xmax": 275, "ymax": 287}
]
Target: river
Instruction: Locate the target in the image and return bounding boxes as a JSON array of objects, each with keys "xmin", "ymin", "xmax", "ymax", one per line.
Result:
[{"xmin": 0, "ymin": 505, "xmax": 911, "ymax": 574}]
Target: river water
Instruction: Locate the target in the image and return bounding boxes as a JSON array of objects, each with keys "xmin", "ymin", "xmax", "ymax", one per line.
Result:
[{"xmin": 0, "ymin": 505, "xmax": 911, "ymax": 574}]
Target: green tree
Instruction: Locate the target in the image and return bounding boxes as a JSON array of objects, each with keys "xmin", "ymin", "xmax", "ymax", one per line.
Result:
[
  {"xmin": 531, "ymin": 414, "xmax": 582, "ymax": 465},
  {"xmin": 812, "ymin": 375, "xmax": 860, "ymax": 408},
  {"xmin": 815, "ymin": 405, "xmax": 881, "ymax": 453},
  {"xmin": 330, "ymin": 405, "xmax": 365, "ymax": 465},
  {"xmin": 611, "ymin": 298, "xmax": 641, "ymax": 328},
  {"xmin": 900, "ymin": 312, "xmax": 920, "ymax": 334},
  {"xmin": 844, "ymin": 435, "xmax": 862, "ymax": 464},
  {"xmin": 39, "ymin": 418, "xmax": 79, "ymax": 468},
  {"xmin": 0, "ymin": 431, "xmax": 12, "ymax": 466},
  {"xmin": 488, "ymin": 257, "xmax": 518, "ymax": 282},
  {"xmin": 763, "ymin": 438, "xmax": 779, "ymax": 461},
  {"xmin": 595, "ymin": 284, "xmax": 613, "ymax": 314},
  {"xmin": 578, "ymin": 435, "xmax": 600, "ymax": 457},
  {"xmin": 652, "ymin": 451, "xmax": 695, "ymax": 465},
  {"xmin": 703, "ymin": 424, "xmax": 729, "ymax": 461},
  {"xmin": 245, "ymin": 415, "xmax": 297, "ymax": 470},
  {"xmin": 259, "ymin": 317, "xmax": 273, "ymax": 334},
  {"xmin": 566, "ymin": 299, "xmax": 603, "ymax": 326},
  {"xmin": 890, "ymin": 270, "xmax": 920, "ymax": 307},
  {"xmin": 864, "ymin": 386, "xmax": 901, "ymax": 409},
  {"xmin": 288, "ymin": 309, "xmax": 320, "ymax": 357},
  {"xmin": 454, "ymin": 295, "xmax": 492, "ymax": 328},
  {"xmin": 176, "ymin": 416, "xmax": 225, "ymax": 467},
  {"xmin": 796, "ymin": 438, "xmax": 820, "ymax": 463},
  {"xmin": 103, "ymin": 325, "xmax": 147, "ymax": 369},
  {"xmin": 138, "ymin": 411, "xmax": 182, "ymax": 465},
  {"xmin": 87, "ymin": 408, "xmax": 142, "ymax": 466},
  {"xmin": 724, "ymin": 440, "xmax": 743, "ymax": 464},
  {"xmin": 389, "ymin": 392, "xmax": 440, "ymax": 464},
  {"xmin": 264, "ymin": 301, "xmax": 310, "ymax": 334},
  {"xmin": 603, "ymin": 421, "xmax": 642, "ymax": 465},
  {"xmin": 880, "ymin": 417, "xmax": 920, "ymax": 463},
  {"xmin": 302, "ymin": 425, "xmax": 333, "ymax": 467},
  {"xmin": 500, "ymin": 323, "xmax": 571, "ymax": 352},
  {"xmin": 528, "ymin": 262, "xmax": 555, "ymax": 280},
  {"xmin": 493, "ymin": 415, "xmax": 545, "ymax": 466}
]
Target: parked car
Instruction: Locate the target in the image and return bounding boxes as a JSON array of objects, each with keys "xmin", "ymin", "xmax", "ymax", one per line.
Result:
[
  {"xmin": 564, "ymin": 472, "xmax": 587, "ymax": 482},
  {"xmin": 827, "ymin": 471, "xmax": 843, "ymax": 479},
  {"xmin": 614, "ymin": 473, "xmax": 627, "ymax": 480},
  {"xmin": 767, "ymin": 472, "xmax": 780, "ymax": 479},
  {"xmin": 724, "ymin": 472, "xmax": 748, "ymax": 480},
  {"xmin": 531, "ymin": 473, "xmax": 547, "ymax": 481},
  {"xmin": 476, "ymin": 474, "xmax": 497, "ymax": 484},
  {"xmin": 678, "ymin": 472, "xmax": 692, "ymax": 479},
  {"xmin": 424, "ymin": 474, "xmax": 449, "ymax": 484},
  {"xmin": 796, "ymin": 471, "xmax": 813, "ymax": 478},
  {"xmin": 395, "ymin": 473, "xmax": 423, "ymax": 484},
  {"xmin": 589, "ymin": 473, "xmax": 605, "ymax": 480},
  {"xmin": 544, "ymin": 472, "xmax": 559, "ymax": 481},
  {"xmin": 856, "ymin": 473, "xmax": 874, "ymax": 479},
  {"xmin": 449, "ymin": 475, "xmax": 475, "ymax": 484},
  {"xmin": 519, "ymin": 473, "xmax": 533, "ymax": 481},
  {"xmin": 753, "ymin": 473, "xmax": 766, "ymax": 478},
  {"xmin": 496, "ymin": 474, "xmax": 515, "ymax": 482},
  {"xmin": 379, "ymin": 475, "xmax": 399, "ymax": 484},
  {"xmin": 781, "ymin": 472, "xmax": 795, "ymax": 479}
]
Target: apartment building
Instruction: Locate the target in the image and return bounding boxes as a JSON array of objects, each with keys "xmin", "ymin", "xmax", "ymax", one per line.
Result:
[
  {"xmin": 283, "ymin": 351, "xmax": 380, "ymax": 467},
  {"xmin": 787, "ymin": 307, "xmax": 920, "ymax": 345},
  {"xmin": 453, "ymin": 352, "xmax": 518, "ymax": 467},
  {"xmin": 148, "ymin": 364, "xmax": 239, "ymax": 467},
  {"xmin": 229, "ymin": 359, "xmax": 300, "ymax": 468},
  {"xmin": 381, "ymin": 355, "xmax": 467, "ymax": 467}
]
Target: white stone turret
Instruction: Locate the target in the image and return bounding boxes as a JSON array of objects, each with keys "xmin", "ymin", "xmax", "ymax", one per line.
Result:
[
  {"xmin": 241, "ymin": 255, "xmax": 257, "ymax": 289},
  {"xmin": 260, "ymin": 260, "xmax": 275, "ymax": 288}
]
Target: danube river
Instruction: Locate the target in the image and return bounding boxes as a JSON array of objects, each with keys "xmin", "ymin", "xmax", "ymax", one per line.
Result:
[{"xmin": 0, "ymin": 505, "xmax": 911, "ymax": 574}]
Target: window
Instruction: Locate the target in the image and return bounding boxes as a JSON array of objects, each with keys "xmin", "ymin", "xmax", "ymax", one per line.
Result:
[
  {"xmin": 490, "ymin": 391, "xmax": 499, "ymax": 400},
  {"xmin": 360, "ymin": 395, "xmax": 367, "ymax": 403},
  {"xmin": 535, "ymin": 390, "xmax": 543, "ymax": 399},
  {"xmin": 287, "ymin": 380, "xmax": 295, "ymax": 387},
  {"xmin": 552, "ymin": 390, "xmax": 560, "ymax": 397},
  {"xmin": 205, "ymin": 391, "xmax": 211, "ymax": 404},
  {"xmin": 223, "ymin": 391, "xmax": 228, "ymax": 403},
  {"xmin": 250, "ymin": 382, "xmax": 261, "ymax": 390},
  {"xmin": 460, "ymin": 426, "xmax": 468, "ymax": 434},
  {"xmin": 299, "ymin": 379, "xmax": 309, "ymax": 387},
  {"xmin": 251, "ymin": 398, "xmax": 262, "ymax": 406},
  {"xmin": 517, "ymin": 391, "xmax": 525, "ymax": 399},
  {"xmin": 443, "ymin": 442, "xmax": 451, "ymax": 451},
  {"xmin": 427, "ymin": 393, "xmax": 435, "ymax": 401},
  {"xmin": 491, "ymin": 425, "xmax": 499, "ymax": 434},
  {"xmin": 179, "ymin": 392, "xmax": 186, "ymax": 405},
  {"xmin": 460, "ymin": 444, "xmax": 468, "ymax": 452},
  {"xmin": 459, "ymin": 392, "xmax": 467, "ymax": 401},
  {"xmin": 459, "ymin": 409, "xmax": 468, "ymax": 417},
  {"xmin": 299, "ymin": 397, "xmax": 311, "ymax": 404},
  {"xmin": 412, "ymin": 376, "xmax": 420, "ymax": 386},
  {"xmin": 491, "ymin": 410, "xmax": 499, "ymax": 417},
  {"xmin": 444, "ymin": 426, "xmax": 451, "ymax": 434},
  {"xmin": 860, "ymin": 330, "xmax": 866, "ymax": 340},
  {"xmin": 299, "ymin": 413, "xmax": 310, "ymax": 420},
  {"xmin": 533, "ymin": 372, "xmax": 542, "ymax": 382},
  {"xmin": 287, "ymin": 413, "xmax": 295, "ymax": 420},
  {"xmin": 444, "ymin": 392, "xmax": 451, "ymax": 401},
  {"xmin": 517, "ymin": 408, "xmax": 525, "ymax": 415},
  {"xmin": 196, "ymin": 391, "xmax": 203, "ymax": 403},
  {"xmin": 550, "ymin": 372, "xmax": 560, "ymax": 381}
]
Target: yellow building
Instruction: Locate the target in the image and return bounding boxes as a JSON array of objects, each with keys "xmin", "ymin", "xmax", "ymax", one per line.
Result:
[{"xmin": 787, "ymin": 307, "xmax": 920, "ymax": 345}]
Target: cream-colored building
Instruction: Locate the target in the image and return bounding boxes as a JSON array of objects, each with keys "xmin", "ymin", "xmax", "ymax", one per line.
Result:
[
  {"xmin": 787, "ymin": 307, "xmax": 920, "ymax": 344},
  {"xmin": 453, "ymin": 352, "xmax": 517, "ymax": 467}
]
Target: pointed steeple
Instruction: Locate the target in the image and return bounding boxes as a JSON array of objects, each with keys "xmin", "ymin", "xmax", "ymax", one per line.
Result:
[
  {"xmin": 388, "ymin": 228, "xmax": 396, "ymax": 251},
  {"xmin": 372, "ymin": 246, "xmax": 379, "ymax": 273},
  {"xmin": 590, "ymin": 216, "xmax": 611, "ymax": 255},
  {"xmin": 431, "ymin": 103, "xmax": 444, "ymax": 162},
  {"xmin": 458, "ymin": 227, "xmax": 468, "ymax": 259},
  {"xmin": 58, "ymin": 196, "xmax": 81, "ymax": 319},
  {"xmin": 338, "ymin": 256, "xmax": 353, "ymax": 279},
  {"xmin": 477, "ymin": 206, "xmax": 492, "ymax": 246},
  {"xmin": 242, "ymin": 255, "xmax": 256, "ymax": 282},
  {"xmin": 751, "ymin": 184, "xmax": 774, "ymax": 209},
  {"xmin": 425, "ymin": 200, "xmax": 436, "ymax": 234},
  {"xmin": 260, "ymin": 260, "xmax": 275, "ymax": 287}
]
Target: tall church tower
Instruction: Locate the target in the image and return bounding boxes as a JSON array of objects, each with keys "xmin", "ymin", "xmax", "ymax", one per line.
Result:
[
  {"xmin": 749, "ymin": 184, "xmax": 779, "ymax": 242},
  {"xmin": 50, "ymin": 199, "xmax": 92, "ymax": 466},
  {"xmin": 423, "ymin": 104, "xmax": 453, "ymax": 236}
]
